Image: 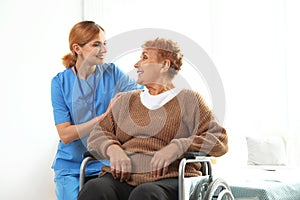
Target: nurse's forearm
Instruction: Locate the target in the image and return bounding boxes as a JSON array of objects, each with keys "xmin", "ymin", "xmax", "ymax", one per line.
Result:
[{"xmin": 56, "ymin": 112, "xmax": 107, "ymax": 144}]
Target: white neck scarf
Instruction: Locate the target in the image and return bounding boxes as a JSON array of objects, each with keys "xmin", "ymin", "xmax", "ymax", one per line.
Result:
[{"xmin": 140, "ymin": 88, "xmax": 182, "ymax": 110}]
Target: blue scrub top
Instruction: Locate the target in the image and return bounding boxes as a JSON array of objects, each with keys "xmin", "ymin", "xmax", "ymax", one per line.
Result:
[{"xmin": 51, "ymin": 63, "xmax": 142, "ymax": 175}]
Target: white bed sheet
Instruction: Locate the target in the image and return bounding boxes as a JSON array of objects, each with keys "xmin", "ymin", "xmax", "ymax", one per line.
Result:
[{"xmin": 217, "ymin": 166, "xmax": 300, "ymax": 200}]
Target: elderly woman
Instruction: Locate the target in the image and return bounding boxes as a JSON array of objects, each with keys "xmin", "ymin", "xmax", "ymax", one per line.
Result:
[{"xmin": 78, "ymin": 38, "xmax": 228, "ymax": 200}]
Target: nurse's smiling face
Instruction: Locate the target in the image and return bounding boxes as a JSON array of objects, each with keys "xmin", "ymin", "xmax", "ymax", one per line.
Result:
[
  {"xmin": 134, "ymin": 48, "xmax": 165, "ymax": 87},
  {"xmin": 75, "ymin": 30, "xmax": 107, "ymax": 66}
]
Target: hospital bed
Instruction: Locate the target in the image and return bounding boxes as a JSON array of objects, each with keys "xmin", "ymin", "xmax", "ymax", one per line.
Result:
[
  {"xmin": 217, "ymin": 135, "xmax": 300, "ymax": 200},
  {"xmin": 228, "ymin": 166, "xmax": 300, "ymax": 200}
]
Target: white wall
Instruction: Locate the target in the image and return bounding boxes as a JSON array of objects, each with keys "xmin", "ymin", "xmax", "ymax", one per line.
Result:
[
  {"xmin": 0, "ymin": 0, "xmax": 82, "ymax": 199},
  {"xmin": 1, "ymin": 0, "xmax": 300, "ymax": 199},
  {"xmin": 286, "ymin": 0, "xmax": 300, "ymax": 167}
]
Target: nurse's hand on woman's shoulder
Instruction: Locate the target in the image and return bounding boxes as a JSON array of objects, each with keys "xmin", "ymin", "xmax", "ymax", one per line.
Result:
[{"xmin": 97, "ymin": 92, "xmax": 126, "ymax": 121}]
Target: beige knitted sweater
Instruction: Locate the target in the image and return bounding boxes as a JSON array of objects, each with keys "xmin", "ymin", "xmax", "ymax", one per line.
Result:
[{"xmin": 88, "ymin": 89, "xmax": 228, "ymax": 186}]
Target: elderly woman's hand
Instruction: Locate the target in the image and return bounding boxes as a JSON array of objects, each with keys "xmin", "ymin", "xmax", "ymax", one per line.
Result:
[
  {"xmin": 107, "ymin": 144, "xmax": 132, "ymax": 182},
  {"xmin": 150, "ymin": 143, "xmax": 180, "ymax": 177}
]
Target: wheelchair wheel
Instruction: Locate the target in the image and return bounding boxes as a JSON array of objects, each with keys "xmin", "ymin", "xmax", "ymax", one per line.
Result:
[{"xmin": 203, "ymin": 177, "xmax": 234, "ymax": 200}]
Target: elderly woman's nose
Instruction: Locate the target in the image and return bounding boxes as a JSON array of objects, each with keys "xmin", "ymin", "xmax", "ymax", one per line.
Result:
[{"xmin": 134, "ymin": 60, "xmax": 140, "ymax": 68}]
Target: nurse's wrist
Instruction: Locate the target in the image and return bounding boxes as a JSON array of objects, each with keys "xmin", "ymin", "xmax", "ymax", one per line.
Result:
[{"xmin": 96, "ymin": 112, "xmax": 107, "ymax": 123}]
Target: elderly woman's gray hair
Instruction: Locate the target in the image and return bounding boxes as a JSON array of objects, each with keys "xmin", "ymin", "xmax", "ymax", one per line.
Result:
[{"xmin": 142, "ymin": 37, "xmax": 183, "ymax": 79}]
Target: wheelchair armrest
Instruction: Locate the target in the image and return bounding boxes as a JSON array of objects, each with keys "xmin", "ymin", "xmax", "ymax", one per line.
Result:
[
  {"xmin": 83, "ymin": 150, "xmax": 99, "ymax": 159},
  {"xmin": 180, "ymin": 152, "xmax": 212, "ymax": 174},
  {"xmin": 179, "ymin": 152, "xmax": 213, "ymax": 200},
  {"xmin": 79, "ymin": 151, "xmax": 100, "ymax": 191},
  {"xmin": 183, "ymin": 152, "xmax": 210, "ymax": 159},
  {"xmin": 182, "ymin": 151, "xmax": 212, "ymax": 176}
]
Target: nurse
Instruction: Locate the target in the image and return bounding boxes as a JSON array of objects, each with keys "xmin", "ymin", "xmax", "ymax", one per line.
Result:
[{"xmin": 51, "ymin": 21, "xmax": 142, "ymax": 200}]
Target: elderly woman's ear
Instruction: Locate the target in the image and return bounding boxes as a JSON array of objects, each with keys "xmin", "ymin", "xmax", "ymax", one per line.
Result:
[
  {"xmin": 163, "ymin": 59, "xmax": 171, "ymax": 67},
  {"xmin": 161, "ymin": 59, "xmax": 171, "ymax": 72}
]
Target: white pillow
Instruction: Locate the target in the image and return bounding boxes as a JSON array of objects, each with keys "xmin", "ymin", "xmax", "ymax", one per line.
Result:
[{"xmin": 246, "ymin": 136, "xmax": 287, "ymax": 166}]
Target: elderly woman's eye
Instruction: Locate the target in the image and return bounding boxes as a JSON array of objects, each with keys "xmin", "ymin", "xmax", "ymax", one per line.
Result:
[{"xmin": 92, "ymin": 43, "xmax": 101, "ymax": 47}]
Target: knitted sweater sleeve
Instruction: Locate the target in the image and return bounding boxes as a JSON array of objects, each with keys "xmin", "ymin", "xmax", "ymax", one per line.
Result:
[
  {"xmin": 170, "ymin": 90, "xmax": 228, "ymax": 157},
  {"xmin": 87, "ymin": 110, "xmax": 121, "ymax": 159}
]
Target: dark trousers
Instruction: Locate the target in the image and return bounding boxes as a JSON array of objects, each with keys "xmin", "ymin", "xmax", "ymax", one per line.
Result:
[{"xmin": 78, "ymin": 173, "xmax": 178, "ymax": 200}]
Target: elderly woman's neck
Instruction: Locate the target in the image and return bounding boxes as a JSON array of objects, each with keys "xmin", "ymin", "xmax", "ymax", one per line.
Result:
[{"xmin": 146, "ymin": 83, "xmax": 174, "ymax": 95}]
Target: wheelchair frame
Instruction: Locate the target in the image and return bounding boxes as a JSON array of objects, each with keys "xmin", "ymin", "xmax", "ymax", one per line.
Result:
[
  {"xmin": 178, "ymin": 152, "xmax": 234, "ymax": 200},
  {"xmin": 79, "ymin": 151, "xmax": 234, "ymax": 200}
]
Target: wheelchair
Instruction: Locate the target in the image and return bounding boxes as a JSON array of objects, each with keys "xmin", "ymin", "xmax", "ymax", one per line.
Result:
[{"xmin": 79, "ymin": 151, "xmax": 234, "ymax": 200}]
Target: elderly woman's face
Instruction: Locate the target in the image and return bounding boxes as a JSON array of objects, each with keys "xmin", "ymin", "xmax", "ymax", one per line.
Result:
[{"xmin": 134, "ymin": 48, "xmax": 165, "ymax": 86}]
